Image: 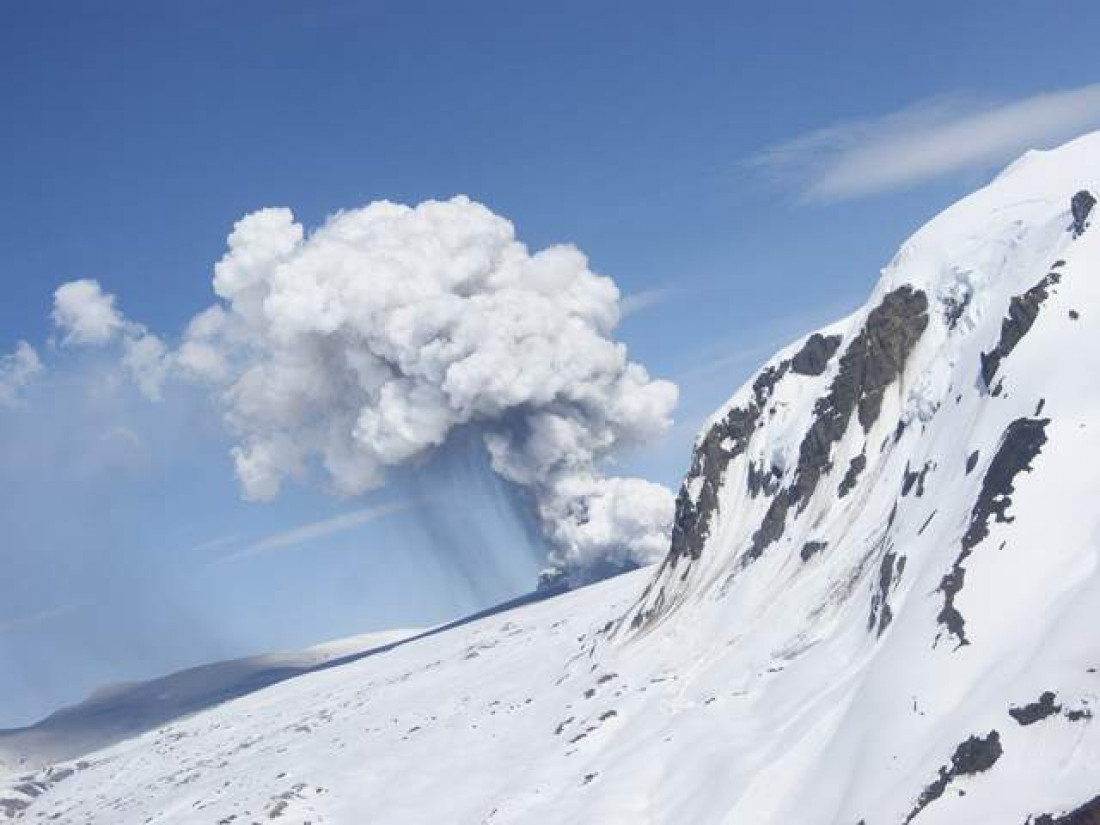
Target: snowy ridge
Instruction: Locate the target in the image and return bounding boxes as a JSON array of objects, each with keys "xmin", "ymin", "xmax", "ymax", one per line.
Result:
[{"xmin": 5, "ymin": 133, "xmax": 1100, "ymax": 823}]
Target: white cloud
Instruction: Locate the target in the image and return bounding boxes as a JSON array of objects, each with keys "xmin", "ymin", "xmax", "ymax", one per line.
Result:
[
  {"xmin": 0, "ymin": 341, "xmax": 43, "ymax": 406},
  {"xmin": 52, "ymin": 279, "xmax": 125, "ymax": 345},
  {"xmin": 220, "ymin": 501, "xmax": 413, "ymax": 563},
  {"xmin": 749, "ymin": 83, "xmax": 1100, "ymax": 202},
  {"xmin": 51, "ymin": 279, "xmax": 171, "ymax": 400},
  {"xmin": 122, "ymin": 330, "xmax": 171, "ymax": 401}
]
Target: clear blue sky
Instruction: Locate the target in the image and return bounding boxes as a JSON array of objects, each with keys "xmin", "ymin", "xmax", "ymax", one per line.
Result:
[{"xmin": 2, "ymin": 0, "xmax": 1099, "ymax": 726}]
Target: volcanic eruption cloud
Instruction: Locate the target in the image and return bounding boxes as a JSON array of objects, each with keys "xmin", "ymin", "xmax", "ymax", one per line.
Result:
[{"xmin": 163, "ymin": 196, "xmax": 679, "ymax": 579}]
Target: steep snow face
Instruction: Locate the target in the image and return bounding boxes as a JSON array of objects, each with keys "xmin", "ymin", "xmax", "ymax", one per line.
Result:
[
  {"xmin": 5, "ymin": 134, "xmax": 1100, "ymax": 824},
  {"xmin": 624, "ymin": 130, "xmax": 1100, "ymax": 819}
]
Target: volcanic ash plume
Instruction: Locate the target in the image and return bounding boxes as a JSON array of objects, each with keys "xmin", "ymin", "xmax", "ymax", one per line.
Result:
[{"xmin": 174, "ymin": 196, "xmax": 678, "ymax": 578}]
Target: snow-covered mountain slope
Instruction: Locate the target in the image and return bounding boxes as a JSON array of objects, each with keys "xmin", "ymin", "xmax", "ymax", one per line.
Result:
[
  {"xmin": 0, "ymin": 627, "xmax": 419, "ymax": 776},
  {"xmin": 6, "ymin": 132, "xmax": 1100, "ymax": 824}
]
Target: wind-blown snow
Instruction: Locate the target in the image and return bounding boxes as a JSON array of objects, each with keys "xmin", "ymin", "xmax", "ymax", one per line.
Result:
[{"xmin": 10, "ymin": 132, "xmax": 1100, "ymax": 823}]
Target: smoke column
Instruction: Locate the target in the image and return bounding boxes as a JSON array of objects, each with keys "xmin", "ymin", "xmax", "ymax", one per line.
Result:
[{"xmin": 55, "ymin": 197, "xmax": 679, "ymax": 581}]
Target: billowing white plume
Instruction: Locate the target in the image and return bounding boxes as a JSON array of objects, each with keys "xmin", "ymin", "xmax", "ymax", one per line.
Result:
[{"xmin": 57, "ymin": 197, "xmax": 679, "ymax": 576}]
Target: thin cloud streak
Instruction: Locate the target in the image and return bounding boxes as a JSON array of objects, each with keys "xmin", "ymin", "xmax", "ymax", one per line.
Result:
[
  {"xmin": 219, "ymin": 501, "xmax": 414, "ymax": 563},
  {"xmin": 0, "ymin": 603, "xmax": 81, "ymax": 636},
  {"xmin": 748, "ymin": 83, "xmax": 1100, "ymax": 202},
  {"xmin": 620, "ymin": 287, "xmax": 673, "ymax": 319}
]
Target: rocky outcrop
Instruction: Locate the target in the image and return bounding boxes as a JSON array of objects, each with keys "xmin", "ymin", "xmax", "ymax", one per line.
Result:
[
  {"xmin": 667, "ymin": 363, "xmax": 789, "ymax": 563},
  {"xmin": 980, "ymin": 271, "xmax": 1061, "ymax": 388},
  {"xmin": 1071, "ymin": 190, "xmax": 1096, "ymax": 236},
  {"xmin": 790, "ymin": 333, "xmax": 842, "ymax": 376},
  {"xmin": 746, "ymin": 287, "xmax": 929, "ymax": 562},
  {"xmin": 1030, "ymin": 795, "xmax": 1100, "ymax": 825},
  {"xmin": 938, "ymin": 417, "xmax": 1049, "ymax": 646},
  {"xmin": 904, "ymin": 731, "xmax": 1003, "ymax": 824},
  {"xmin": 1009, "ymin": 691, "xmax": 1062, "ymax": 726}
]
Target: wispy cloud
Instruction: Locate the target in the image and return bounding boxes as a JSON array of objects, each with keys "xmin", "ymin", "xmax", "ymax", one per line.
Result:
[
  {"xmin": 0, "ymin": 603, "xmax": 81, "ymax": 636},
  {"xmin": 620, "ymin": 287, "xmax": 673, "ymax": 319},
  {"xmin": 188, "ymin": 533, "xmax": 246, "ymax": 554},
  {"xmin": 0, "ymin": 341, "xmax": 43, "ymax": 407},
  {"xmin": 217, "ymin": 501, "xmax": 414, "ymax": 563},
  {"xmin": 748, "ymin": 83, "xmax": 1100, "ymax": 202}
]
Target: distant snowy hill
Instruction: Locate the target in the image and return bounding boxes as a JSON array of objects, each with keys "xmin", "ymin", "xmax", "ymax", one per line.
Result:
[
  {"xmin": 6, "ymin": 132, "xmax": 1100, "ymax": 823},
  {"xmin": 0, "ymin": 627, "xmax": 419, "ymax": 776}
]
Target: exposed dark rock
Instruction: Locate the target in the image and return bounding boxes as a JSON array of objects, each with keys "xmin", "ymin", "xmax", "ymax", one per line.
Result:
[
  {"xmin": 666, "ymin": 362, "xmax": 790, "ymax": 563},
  {"xmin": 747, "ymin": 460, "xmax": 781, "ymax": 499},
  {"xmin": 1072, "ymin": 190, "xmax": 1096, "ymax": 236},
  {"xmin": 869, "ymin": 550, "xmax": 898, "ymax": 636},
  {"xmin": 902, "ymin": 461, "xmax": 933, "ymax": 497},
  {"xmin": 1009, "ymin": 691, "xmax": 1061, "ymax": 725},
  {"xmin": 1029, "ymin": 794, "xmax": 1100, "ymax": 824},
  {"xmin": 1065, "ymin": 707, "xmax": 1093, "ymax": 722},
  {"xmin": 943, "ymin": 292, "xmax": 971, "ymax": 329},
  {"xmin": 801, "ymin": 540, "xmax": 827, "ymax": 562},
  {"xmin": 1036, "ymin": 398, "xmax": 1046, "ymax": 416},
  {"xmin": 917, "ymin": 511, "xmax": 936, "ymax": 535},
  {"xmin": 904, "ymin": 731, "xmax": 1003, "ymax": 824},
  {"xmin": 1070, "ymin": 309, "xmax": 1080, "ymax": 321},
  {"xmin": 791, "ymin": 332, "xmax": 843, "ymax": 376},
  {"xmin": 981, "ymin": 271, "xmax": 1061, "ymax": 388},
  {"xmin": 894, "ymin": 419, "xmax": 907, "ymax": 443},
  {"xmin": 838, "ymin": 453, "xmax": 866, "ymax": 498},
  {"xmin": 747, "ymin": 488, "xmax": 795, "ymax": 563},
  {"xmin": 965, "ymin": 450, "xmax": 980, "ymax": 474},
  {"xmin": 961, "ymin": 418, "xmax": 1048, "ymax": 550},
  {"xmin": 746, "ymin": 287, "xmax": 929, "ymax": 562},
  {"xmin": 938, "ymin": 418, "xmax": 1048, "ymax": 646}
]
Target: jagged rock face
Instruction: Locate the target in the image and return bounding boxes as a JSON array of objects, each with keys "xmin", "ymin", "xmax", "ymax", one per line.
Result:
[
  {"xmin": 936, "ymin": 416, "xmax": 1049, "ymax": 646},
  {"xmin": 797, "ymin": 287, "xmax": 928, "ymax": 494},
  {"xmin": 790, "ymin": 332, "xmax": 842, "ymax": 376},
  {"xmin": 664, "ymin": 287, "xmax": 927, "ymax": 569},
  {"xmin": 667, "ymin": 363, "xmax": 790, "ymax": 564},
  {"xmin": 981, "ymin": 271, "xmax": 1061, "ymax": 387},
  {"xmin": 904, "ymin": 731, "xmax": 1003, "ymax": 824}
]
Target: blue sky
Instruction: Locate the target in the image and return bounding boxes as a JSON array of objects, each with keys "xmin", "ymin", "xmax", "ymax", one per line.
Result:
[{"xmin": 3, "ymin": 0, "xmax": 1100, "ymax": 726}]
